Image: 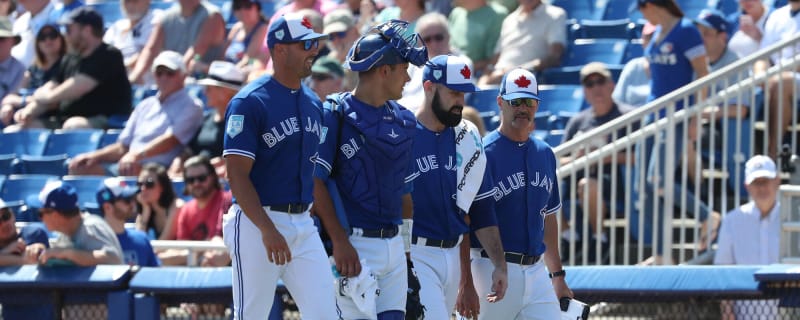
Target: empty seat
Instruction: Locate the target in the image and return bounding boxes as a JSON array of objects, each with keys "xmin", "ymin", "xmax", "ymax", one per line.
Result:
[
  {"xmin": 0, "ymin": 129, "xmax": 51, "ymax": 156},
  {"xmin": 551, "ymin": 0, "xmax": 605, "ymax": 21},
  {"xmin": 100, "ymin": 129, "xmax": 122, "ymax": 149},
  {"xmin": 572, "ymin": 19, "xmax": 636, "ymax": 40},
  {"xmin": 0, "ymin": 174, "xmax": 59, "ymax": 203},
  {"xmin": 0, "ymin": 154, "xmax": 15, "ymax": 175},
  {"xmin": 562, "ymin": 39, "xmax": 628, "ymax": 67},
  {"xmin": 44, "ymin": 129, "xmax": 103, "ymax": 157},
  {"xmin": 541, "ymin": 65, "xmax": 625, "ymax": 85},
  {"xmin": 538, "ymin": 85, "xmax": 585, "ymax": 118},
  {"xmin": 16, "ymin": 154, "xmax": 68, "ymax": 176},
  {"xmin": 603, "ymin": 0, "xmax": 638, "ymax": 20},
  {"xmin": 545, "ymin": 130, "xmax": 565, "ymax": 147},
  {"xmin": 623, "ymin": 40, "xmax": 645, "ymax": 63},
  {"xmin": 172, "ymin": 179, "xmax": 191, "ymax": 201},
  {"xmin": 466, "ymin": 86, "xmax": 500, "ymax": 113},
  {"xmin": 676, "ymin": 0, "xmax": 720, "ymax": 19},
  {"xmin": 62, "ymin": 175, "xmax": 107, "ymax": 210}
]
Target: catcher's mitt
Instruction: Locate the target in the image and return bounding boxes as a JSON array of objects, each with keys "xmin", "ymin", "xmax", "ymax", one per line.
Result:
[{"xmin": 405, "ymin": 259, "xmax": 425, "ymax": 320}]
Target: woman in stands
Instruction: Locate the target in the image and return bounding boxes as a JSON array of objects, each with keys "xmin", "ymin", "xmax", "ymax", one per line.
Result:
[
  {"xmin": 222, "ymin": 0, "xmax": 268, "ymax": 78},
  {"xmin": 1, "ymin": 24, "xmax": 65, "ymax": 126},
  {"xmin": 135, "ymin": 163, "xmax": 183, "ymax": 240}
]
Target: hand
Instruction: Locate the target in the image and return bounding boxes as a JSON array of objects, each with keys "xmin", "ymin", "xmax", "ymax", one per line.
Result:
[
  {"xmin": 332, "ymin": 240, "xmax": 361, "ymax": 277},
  {"xmin": 261, "ymin": 225, "xmax": 291, "ymax": 265},
  {"xmin": 24, "ymin": 243, "xmax": 46, "ymax": 264},
  {"xmin": 201, "ymin": 250, "xmax": 230, "ymax": 267},
  {"xmin": 1, "ymin": 104, "xmax": 15, "ymax": 126},
  {"xmin": 456, "ymin": 282, "xmax": 480, "ymax": 319},
  {"xmin": 13, "ymin": 107, "xmax": 34, "ymax": 125},
  {"xmin": 1, "ymin": 238, "xmax": 26, "ymax": 255},
  {"xmin": 68, "ymin": 153, "xmax": 96, "ymax": 172},
  {"xmin": 739, "ymin": 15, "xmax": 760, "ymax": 39},
  {"xmin": 118, "ymin": 151, "xmax": 141, "ymax": 176},
  {"xmin": 551, "ymin": 277, "xmax": 574, "ymax": 300},
  {"xmin": 487, "ymin": 266, "xmax": 508, "ymax": 303},
  {"xmin": 39, "ymin": 248, "xmax": 70, "ymax": 264}
]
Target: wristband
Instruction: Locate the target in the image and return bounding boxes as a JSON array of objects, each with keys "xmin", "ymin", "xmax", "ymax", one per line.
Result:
[
  {"xmin": 400, "ymin": 218, "xmax": 413, "ymax": 253},
  {"xmin": 549, "ymin": 270, "xmax": 566, "ymax": 279}
]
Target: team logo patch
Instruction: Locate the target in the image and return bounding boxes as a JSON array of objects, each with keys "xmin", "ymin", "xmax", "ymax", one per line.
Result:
[
  {"xmin": 660, "ymin": 42, "xmax": 673, "ymax": 53},
  {"xmin": 275, "ymin": 30, "xmax": 285, "ymax": 40},
  {"xmin": 433, "ymin": 70, "xmax": 443, "ymax": 80},
  {"xmin": 227, "ymin": 115, "xmax": 244, "ymax": 138}
]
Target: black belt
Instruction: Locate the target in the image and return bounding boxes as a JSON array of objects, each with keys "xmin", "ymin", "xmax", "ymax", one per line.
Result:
[
  {"xmin": 270, "ymin": 203, "xmax": 310, "ymax": 214},
  {"xmin": 412, "ymin": 236, "xmax": 459, "ymax": 248},
  {"xmin": 353, "ymin": 226, "xmax": 398, "ymax": 238},
  {"xmin": 481, "ymin": 250, "xmax": 540, "ymax": 265}
]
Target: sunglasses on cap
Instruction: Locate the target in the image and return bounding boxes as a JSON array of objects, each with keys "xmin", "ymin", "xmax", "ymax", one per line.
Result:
[
  {"xmin": 0, "ymin": 208, "xmax": 12, "ymax": 223},
  {"xmin": 507, "ymin": 98, "xmax": 536, "ymax": 107},
  {"xmin": 422, "ymin": 33, "xmax": 445, "ymax": 44},
  {"xmin": 138, "ymin": 177, "xmax": 156, "ymax": 189},
  {"xmin": 185, "ymin": 173, "xmax": 209, "ymax": 184},
  {"xmin": 583, "ymin": 77, "xmax": 607, "ymax": 88}
]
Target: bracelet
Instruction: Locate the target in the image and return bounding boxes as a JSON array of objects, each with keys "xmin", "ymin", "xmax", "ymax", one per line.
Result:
[{"xmin": 549, "ymin": 270, "xmax": 566, "ymax": 279}]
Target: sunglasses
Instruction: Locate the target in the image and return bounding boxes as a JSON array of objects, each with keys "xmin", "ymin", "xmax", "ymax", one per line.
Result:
[
  {"xmin": 138, "ymin": 178, "xmax": 156, "ymax": 189},
  {"xmin": 328, "ymin": 31, "xmax": 347, "ymax": 40},
  {"xmin": 0, "ymin": 209, "xmax": 11, "ymax": 223},
  {"xmin": 507, "ymin": 98, "xmax": 536, "ymax": 107},
  {"xmin": 37, "ymin": 31, "xmax": 59, "ymax": 41},
  {"xmin": 312, "ymin": 73, "xmax": 333, "ymax": 81},
  {"xmin": 422, "ymin": 33, "xmax": 445, "ymax": 44},
  {"xmin": 301, "ymin": 39, "xmax": 319, "ymax": 51},
  {"xmin": 583, "ymin": 77, "xmax": 607, "ymax": 88},
  {"xmin": 155, "ymin": 69, "xmax": 178, "ymax": 77},
  {"xmin": 185, "ymin": 174, "xmax": 209, "ymax": 184}
]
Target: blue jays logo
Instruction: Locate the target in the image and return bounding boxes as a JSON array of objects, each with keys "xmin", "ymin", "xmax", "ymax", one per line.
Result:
[
  {"xmin": 660, "ymin": 42, "xmax": 673, "ymax": 53},
  {"xmin": 433, "ymin": 70, "xmax": 443, "ymax": 80},
  {"xmin": 275, "ymin": 30, "xmax": 285, "ymax": 40},
  {"xmin": 227, "ymin": 115, "xmax": 244, "ymax": 138}
]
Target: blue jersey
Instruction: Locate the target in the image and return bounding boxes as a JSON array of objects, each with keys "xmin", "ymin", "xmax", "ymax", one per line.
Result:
[
  {"xmin": 117, "ymin": 229, "xmax": 160, "ymax": 267},
  {"xmin": 315, "ymin": 93, "xmax": 416, "ymax": 229},
  {"xmin": 223, "ymin": 75, "xmax": 324, "ymax": 206},
  {"xmin": 645, "ymin": 18, "xmax": 705, "ymax": 111},
  {"xmin": 407, "ymin": 123, "xmax": 498, "ymax": 240},
  {"xmin": 474, "ymin": 131, "xmax": 561, "ymax": 256}
]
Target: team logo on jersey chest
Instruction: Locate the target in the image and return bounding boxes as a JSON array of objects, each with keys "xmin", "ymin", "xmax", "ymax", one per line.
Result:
[{"xmin": 227, "ymin": 115, "xmax": 244, "ymax": 138}]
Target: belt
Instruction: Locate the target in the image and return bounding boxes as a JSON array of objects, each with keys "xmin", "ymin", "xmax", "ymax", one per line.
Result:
[
  {"xmin": 269, "ymin": 203, "xmax": 310, "ymax": 214},
  {"xmin": 352, "ymin": 226, "xmax": 398, "ymax": 239},
  {"xmin": 481, "ymin": 250, "xmax": 540, "ymax": 266},
  {"xmin": 412, "ymin": 236, "xmax": 459, "ymax": 248}
]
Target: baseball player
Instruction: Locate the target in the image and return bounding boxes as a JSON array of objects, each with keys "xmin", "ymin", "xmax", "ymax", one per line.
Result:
[
  {"xmin": 312, "ymin": 20, "xmax": 428, "ymax": 320},
  {"xmin": 462, "ymin": 68, "xmax": 573, "ymax": 319},
  {"xmin": 221, "ymin": 13, "xmax": 337, "ymax": 319},
  {"xmin": 406, "ymin": 54, "xmax": 508, "ymax": 319}
]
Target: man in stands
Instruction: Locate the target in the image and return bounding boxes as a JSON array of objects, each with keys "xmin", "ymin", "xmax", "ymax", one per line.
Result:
[
  {"xmin": 68, "ymin": 50, "xmax": 202, "ymax": 177},
  {"xmin": 97, "ymin": 177, "xmax": 160, "ymax": 267},
  {"xmin": 448, "ymin": 0, "xmax": 507, "ymax": 76},
  {"xmin": 0, "ymin": 18, "xmax": 24, "ymax": 103},
  {"xmin": 103, "ymin": 0, "xmax": 163, "ymax": 84}
]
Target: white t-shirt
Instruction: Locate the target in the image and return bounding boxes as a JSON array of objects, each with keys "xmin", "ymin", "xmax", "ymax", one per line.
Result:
[
  {"xmin": 493, "ymin": 3, "xmax": 567, "ymax": 71},
  {"xmin": 728, "ymin": 11, "xmax": 768, "ymax": 58}
]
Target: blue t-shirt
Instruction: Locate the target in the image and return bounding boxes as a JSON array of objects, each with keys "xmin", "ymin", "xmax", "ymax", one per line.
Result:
[
  {"xmin": 223, "ymin": 75, "xmax": 324, "ymax": 206},
  {"xmin": 117, "ymin": 229, "xmax": 160, "ymax": 267},
  {"xmin": 315, "ymin": 93, "xmax": 416, "ymax": 229},
  {"xmin": 645, "ymin": 19, "xmax": 706, "ymax": 112},
  {"xmin": 407, "ymin": 123, "xmax": 498, "ymax": 241},
  {"xmin": 474, "ymin": 131, "xmax": 561, "ymax": 256}
]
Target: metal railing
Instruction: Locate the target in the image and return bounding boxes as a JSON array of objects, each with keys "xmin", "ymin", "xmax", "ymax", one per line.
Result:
[{"xmin": 554, "ymin": 32, "xmax": 800, "ymax": 266}]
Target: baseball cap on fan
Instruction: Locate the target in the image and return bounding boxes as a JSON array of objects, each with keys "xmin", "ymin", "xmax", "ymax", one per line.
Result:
[
  {"xmin": 96, "ymin": 177, "xmax": 139, "ymax": 206},
  {"xmin": 499, "ymin": 68, "xmax": 541, "ymax": 101},
  {"xmin": 267, "ymin": 13, "xmax": 329, "ymax": 49},
  {"xmin": 745, "ymin": 155, "xmax": 777, "ymax": 185},
  {"xmin": 422, "ymin": 55, "xmax": 479, "ymax": 93},
  {"xmin": 29, "ymin": 181, "xmax": 79, "ymax": 211}
]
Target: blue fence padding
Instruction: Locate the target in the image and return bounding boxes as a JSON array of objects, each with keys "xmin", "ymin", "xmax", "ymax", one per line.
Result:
[
  {"xmin": 565, "ymin": 265, "xmax": 764, "ymax": 302},
  {"xmin": 753, "ymin": 264, "xmax": 800, "ymax": 282}
]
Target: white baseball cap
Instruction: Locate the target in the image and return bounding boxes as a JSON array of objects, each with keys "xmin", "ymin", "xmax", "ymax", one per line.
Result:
[
  {"xmin": 499, "ymin": 68, "xmax": 541, "ymax": 101},
  {"xmin": 745, "ymin": 155, "xmax": 777, "ymax": 185},
  {"xmin": 422, "ymin": 55, "xmax": 478, "ymax": 92},
  {"xmin": 151, "ymin": 50, "xmax": 186, "ymax": 73},
  {"xmin": 266, "ymin": 13, "xmax": 328, "ymax": 49},
  {"xmin": 198, "ymin": 61, "xmax": 246, "ymax": 91}
]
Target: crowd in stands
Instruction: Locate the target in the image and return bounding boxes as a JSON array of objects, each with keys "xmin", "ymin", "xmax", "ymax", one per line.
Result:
[{"xmin": 0, "ymin": 0, "xmax": 796, "ymax": 273}]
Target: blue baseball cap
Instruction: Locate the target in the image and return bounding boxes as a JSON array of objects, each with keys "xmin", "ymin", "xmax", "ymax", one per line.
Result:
[
  {"xmin": 96, "ymin": 177, "xmax": 139, "ymax": 206},
  {"xmin": 499, "ymin": 68, "xmax": 541, "ymax": 101},
  {"xmin": 693, "ymin": 9, "xmax": 730, "ymax": 33},
  {"xmin": 266, "ymin": 13, "xmax": 328, "ymax": 49},
  {"xmin": 30, "ymin": 181, "xmax": 79, "ymax": 212},
  {"xmin": 422, "ymin": 55, "xmax": 479, "ymax": 93}
]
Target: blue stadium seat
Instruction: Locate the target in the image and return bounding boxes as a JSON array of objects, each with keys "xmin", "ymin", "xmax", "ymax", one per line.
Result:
[
  {"xmin": 562, "ymin": 39, "xmax": 628, "ymax": 67},
  {"xmin": 481, "ymin": 112, "xmax": 500, "ymax": 132},
  {"xmin": 465, "ymin": 86, "xmax": 500, "ymax": 113},
  {"xmin": 545, "ymin": 130, "xmax": 565, "ymax": 147},
  {"xmin": 100, "ymin": 129, "xmax": 122, "ymax": 149},
  {"xmin": 551, "ymin": 0, "xmax": 606, "ymax": 21},
  {"xmin": 0, "ymin": 175, "xmax": 4, "ymax": 191},
  {"xmin": 0, "ymin": 174, "xmax": 59, "ymax": 203},
  {"xmin": 88, "ymin": 2, "xmax": 122, "ymax": 28},
  {"xmin": 572, "ymin": 19, "xmax": 636, "ymax": 40},
  {"xmin": 541, "ymin": 65, "xmax": 624, "ymax": 85},
  {"xmin": 676, "ymin": 0, "xmax": 720, "ymax": 19},
  {"xmin": 260, "ymin": 0, "xmax": 276, "ymax": 18},
  {"xmin": 0, "ymin": 154, "xmax": 15, "ymax": 175},
  {"xmin": 1, "ymin": 199, "xmax": 23, "ymax": 216},
  {"xmin": 603, "ymin": 0, "xmax": 639, "ymax": 20},
  {"xmin": 0, "ymin": 129, "xmax": 51, "ymax": 156},
  {"xmin": 16, "ymin": 154, "xmax": 68, "ymax": 176},
  {"xmin": 623, "ymin": 40, "xmax": 645, "ymax": 63},
  {"xmin": 172, "ymin": 179, "xmax": 191, "ymax": 201},
  {"xmin": 62, "ymin": 175, "xmax": 107, "ymax": 210},
  {"xmin": 718, "ymin": 0, "xmax": 740, "ymax": 15},
  {"xmin": 538, "ymin": 85, "xmax": 585, "ymax": 118},
  {"xmin": 44, "ymin": 129, "xmax": 103, "ymax": 157}
]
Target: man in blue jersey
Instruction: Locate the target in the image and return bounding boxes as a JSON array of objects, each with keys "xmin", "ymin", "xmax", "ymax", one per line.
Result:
[
  {"xmin": 312, "ymin": 20, "xmax": 428, "ymax": 320},
  {"xmin": 467, "ymin": 68, "xmax": 573, "ymax": 319},
  {"xmin": 405, "ymin": 54, "xmax": 508, "ymax": 319},
  {"xmin": 221, "ymin": 13, "xmax": 337, "ymax": 319},
  {"xmin": 97, "ymin": 177, "xmax": 160, "ymax": 267}
]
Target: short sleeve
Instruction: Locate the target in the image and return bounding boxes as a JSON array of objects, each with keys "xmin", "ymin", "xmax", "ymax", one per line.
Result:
[
  {"xmin": 78, "ymin": 46, "xmax": 117, "ymax": 83},
  {"xmin": 546, "ymin": 8, "xmax": 568, "ymax": 46},
  {"xmin": 223, "ymin": 96, "xmax": 263, "ymax": 160},
  {"xmin": 682, "ymin": 25, "xmax": 707, "ymax": 61},
  {"xmin": 469, "ymin": 166, "xmax": 499, "ymax": 230},
  {"xmin": 314, "ymin": 102, "xmax": 342, "ymax": 179}
]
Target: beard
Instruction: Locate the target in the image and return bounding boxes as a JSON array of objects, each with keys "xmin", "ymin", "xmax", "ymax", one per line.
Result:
[{"xmin": 431, "ymin": 89, "xmax": 463, "ymax": 127}]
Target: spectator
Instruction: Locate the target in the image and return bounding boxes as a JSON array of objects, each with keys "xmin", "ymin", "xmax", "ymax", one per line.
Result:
[
  {"xmin": 613, "ymin": 22, "xmax": 656, "ymax": 108},
  {"xmin": 1, "ymin": 24, "xmax": 65, "ymax": 127},
  {"xmin": 103, "ymin": 0, "xmax": 163, "ymax": 84},
  {"xmin": 11, "ymin": 0, "xmax": 57, "ymax": 67},
  {"xmin": 754, "ymin": 0, "xmax": 800, "ymax": 158},
  {"xmin": 0, "ymin": 17, "xmax": 23, "ymax": 102},
  {"xmin": 48, "ymin": 0, "xmax": 83, "ymax": 23},
  {"xmin": 560, "ymin": 63, "xmax": 638, "ymax": 264},
  {"xmin": 0, "ymin": 0, "xmax": 16, "ymax": 23},
  {"xmin": 9, "ymin": 7, "xmax": 132, "ymax": 131},
  {"xmin": 322, "ymin": 8, "xmax": 358, "ymax": 90},
  {"xmin": 448, "ymin": 0, "xmax": 507, "ymax": 76},
  {"xmin": 35, "ymin": 181, "xmax": 123, "ymax": 266},
  {"xmin": 374, "ymin": 0, "xmax": 425, "ymax": 36},
  {"xmin": 308, "ymin": 55, "xmax": 344, "ymax": 100},
  {"xmin": 160, "ymin": 155, "xmax": 231, "ymax": 266},
  {"xmin": 478, "ymin": 0, "xmax": 566, "ymax": 85},
  {"xmin": 97, "ymin": 177, "xmax": 160, "ymax": 267},
  {"xmin": 128, "ymin": 0, "xmax": 226, "ymax": 84},
  {"xmin": 135, "ymin": 163, "xmax": 184, "ymax": 240},
  {"xmin": 170, "ymin": 60, "xmax": 244, "ymax": 178},
  {"xmin": 68, "ymin": 50, "xmax": 203, "ymax": 176},
  {"xmin": 714, "ymin": 155, "xmax": 781, "ymax": 318},
  {"xmin": 223, "ymin": 0, "xmax": 268, "ymax": 77},
  {"xmin": 727, "ymin": 0, "xmax": 770, "ymax": 58},
  {"xmin": 0, "ymin": 198, "xmax": 48, "ymax": 266}
]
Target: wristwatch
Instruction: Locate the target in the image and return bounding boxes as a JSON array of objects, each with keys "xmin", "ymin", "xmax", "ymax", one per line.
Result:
[{"xmin": 549, "ymin": 270, "xmax": 566, "ymax": 279}]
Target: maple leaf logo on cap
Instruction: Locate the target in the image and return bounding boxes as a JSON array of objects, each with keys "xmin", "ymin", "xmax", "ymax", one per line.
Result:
[
  {"xmin": 460, "ymin": 65, "xmax": 471, "ymax": 79},
  {"xmin": 301, "ymin": 17, "xmax": 313, "ymax": 29},
  {"xmin": 514, "ymin": 75, "xmax": 531, "ymax": 88}
]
